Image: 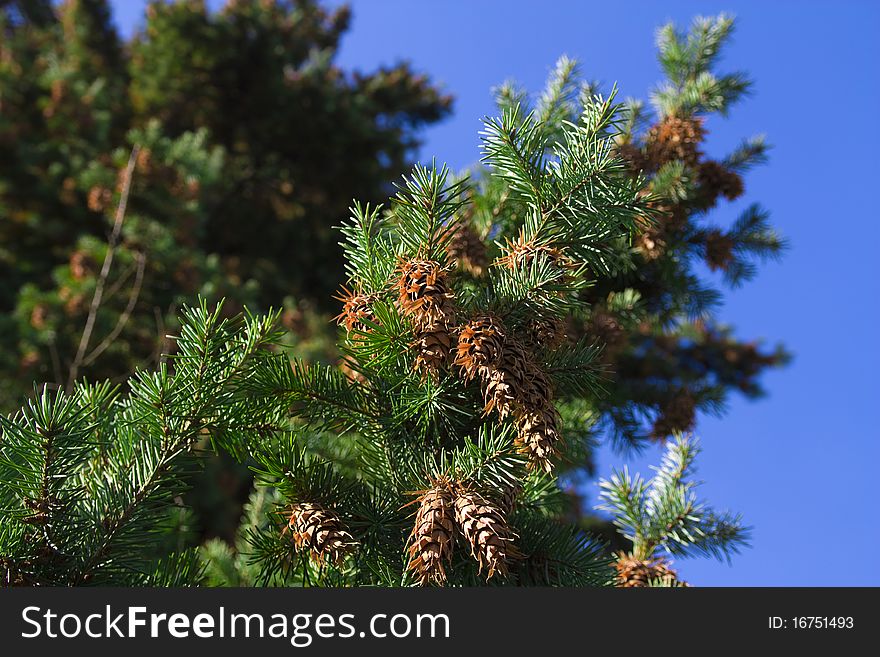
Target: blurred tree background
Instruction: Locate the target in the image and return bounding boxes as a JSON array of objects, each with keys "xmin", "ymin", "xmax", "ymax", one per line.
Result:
[{"xmin": 0, "ymin": 0, "xmax": 451, "ymax": 410}]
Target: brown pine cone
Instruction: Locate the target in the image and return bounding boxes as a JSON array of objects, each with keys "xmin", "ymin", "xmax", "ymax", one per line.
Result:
[
  {"xmin": 87, "ymin": 185, "xmax": 112, "ymax": 212},
  {"xmin": 651, "ymin": 390, "xmax": 697, "ymax": 440},
  {"xmin": 408, "ymin": 482, "xmax": 456, "ymax": 586},
  {"xmin": 445, "ymin": 222, "xmax": 488, "ymax": 276},
  {"xmin": 644, "ymin": 115, "xmax": 706, "ymax": 169},
  {"xmin": 526, "ymin": 316, "xmax": 567, "ymax": 350},
  {"xmin": 497, "ymin": 234, "xmax": 575, "ymax": 283},
  {"xmin": 396, "ymin": 259, "xmax": 455, "ymax": 331},
  {"xmin": 615, "ymin": 141, "xmax": 647, "ymax": 174},
  {"xmin": 590, "ymin": 309, "xmax": 625, "ymax": 350},
  {"xmin": 333, "ymin": 287, "xmax": 377, "ymax": 335},
  {"xmin": 481, "ymin": 339, "xmax": 542, "ymax": 418},
  {"xmin": 698, "ymin": 160, "xmax": 744, "ymax": 206},
  {"xmin": 287, "ymin": 503, "xmax": 357, "ymax": 566},
  {"xmin": 514, "ymin": 404, "xmax": 563, "ymax": 473},
  {"xmin": 454, "ymin": 487, "xmax": 519, "ymax": 579},
  {"xmin": 497, "ymin": 481, "xmax": 522, "ymax": 516},
  {"xmin": 413, "ymin": 326, "xmax": 454, "ymax": 377},
  {"xmin": 455, "ymin": 315, "xmax": 506, "ymax": 380},
  {"xmin": 704, "ymin": 230, "xmax": 736, "ymax": 271}
]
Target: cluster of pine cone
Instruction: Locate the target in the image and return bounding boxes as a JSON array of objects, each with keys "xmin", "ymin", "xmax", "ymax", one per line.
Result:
[
  {"xmin": 389, "ymin": 252, "xmax": 564, "ymax": 473},
  {"xmin": 284, "ymin": 483, "xmax": 521, "ymax": 586},
  {"xmin": 616, "ymin": 114, "xmax": 707, "ymax": 175},
  {"xmin": 644, "ymin": 115, "xmax": 707, "ymax": 169},
  {"xmin": 330, "ymin": 239, "xmax": 578, "ymax": 583},
  {"xmin": 408, "ymin": 478, "xmax": 519, "ymax": 585},
  {"xmin": 456, "ymin": 315, "xmax": 562, "ymax": 472},
  {"xmin": 617, "ymin": 114, "xmax": 744, "ymax": 270}
]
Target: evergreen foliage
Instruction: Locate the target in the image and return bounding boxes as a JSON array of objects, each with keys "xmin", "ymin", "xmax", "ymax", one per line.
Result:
[
  {"xmin": 1, "ymin": 303, "xmax": 280, "ymax": 585},
  {"xmin": 598, "ymin": 435, "xmax": 748, "ymax": 563},
  {"xmin": 1, "ymin": 13, "xmax": 781, "ymax": 587}
]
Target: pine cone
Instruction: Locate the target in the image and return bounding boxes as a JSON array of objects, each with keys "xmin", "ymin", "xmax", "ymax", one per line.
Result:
[
  {"xmin": 396, "ymin": 259, "xmax": 455, "ymax": 331},
  {"xmin": 455, "ymin": 315, "xmax": 506, "ymax": 380},
  {"xmin": 615, "ymin": 552, "xmax": 688, "ymax": 587},
  {"xmin": 445, "ymin": 222, "xmax": 488, "ymax": 276},
  {"xmin": 588, "ymin": 309, "xmax": 626, "ymax": 364},
  {"xmin": 651, "ymin": 390, "xmax": 697, "ymax": 440},
  {"xmin": 397, "ymin": 259, "xmax": 457, "ymax": 377},
  {"xmin": 408, "ymin": 482, "xmax": 456, "ymax": 586},
  {"xmin": 135, "ymin": 147, "xmax": 152, "ymax": 174},
  {"xmin": 481, "ymin": 339, "xmax": 540, "ymax": 418},
  {"xmin": 635, "ymin": 218, "xmax": 666, "ymax": 260},
  {"xmin": 287, "ymin": 503, "xmax": 356, "ymax": 566},
  {"xmin": 497, "ymin": 235, "xmax": 574, "ymax": 282},
  {"xmin": 334, "ymin": 287, "xmax": 376, "ymax": 335},
  {"xmin": 0, "ymin": 557, "xmax": 39, "ymax": 587},
  {"xmin": 413, "ymin": 326, "xmax": 453, "ymax": 376},
  {"xmin": 514, "ymin": 405, "xmax": 562, "ymax": 473},
  {"xmin": 634, "ymin": 203, "xmax": 687, "ymax": 260},
  {"xmin": 30, "ymin": 304, "xmax": 48, "ymax": 330},
  {"xmin": 517, "ymin": 345, "xmax": 554, "ymax": 410},
  {"xmin": 704, "ymin": 230, "xmax": 736, "ymax": 271},
  {"xmin": 644, "ymin": 115, "xmax": 706, "ymax": 169},
  {"xmin": 482, "ymin": 366, "xmax": 519, "ymax": 419},
  {"xmin": 655, "ymin": 202, "xmax": 688, "ymax": 233},
  {"xmin": 69, "ymin": 250, "xmax": 94, "ymax": 281},
  {"xmin": 636, "ymin": 229, "xmax": 666, "ymax": 260},
  {"xmin": 87, "ymin": 185, "xmax": 112, "ymax": 212},
  {"xmin": 497, "ymin": 481, "xmax": 522, "ymax": 516},
  {"xmin": 698, "ymin": 160, "xmax": 744, "ymax": 206},
  {"xmin": 526, "ymin": 316, "xmax": 566, "ymax": 350},
  {"xmin": 458, "ymin": 316, "xmax": 560, "ymax": 471},
  {"xmin": 454, "ymin": 488, "xmax": 519, "ymax": 579}
]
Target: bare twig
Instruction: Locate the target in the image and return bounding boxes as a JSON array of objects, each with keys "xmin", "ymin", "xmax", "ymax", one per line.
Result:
[
  {"xmin": 81, "ymin": 250, "xmax": 146, "ymax": 368},
  {"xmin": 67, "ymin": 146, "xmax": 139, "ymax": 389},
  {"xmin": 101, "ymin": 257, "xmax": 140, "ymax": 303}
]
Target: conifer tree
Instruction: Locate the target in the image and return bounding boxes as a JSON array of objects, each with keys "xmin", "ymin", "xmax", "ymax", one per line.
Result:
[{"xmin": 1, "ymin": 13, "xmax": 776, "ymax": 587}]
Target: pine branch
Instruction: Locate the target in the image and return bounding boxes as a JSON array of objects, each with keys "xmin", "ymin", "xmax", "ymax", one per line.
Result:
[
  {"xmin": 390, "ymin": 163, "xmax": 469, "ymax": 261},
  {"xmin": 723, "ymin": 135, "xmax": 770, "ymax": 173},
  {"xmin": 535, "ymin": 55, "xmax": 580, "ymax": 144},
  {"xmin": 599, "ymin": 435, "xmax": 750, "ymax": 563},
  {"xmin": 339, "ymin": 202, "xmax": 397, "ymax": 292},
  {"xmin": 543, "ymin": 337, "xmax": 606, "ymax": 399},
  {"xmin": 480, "ymin": 105, "xmax": 548, "ymax": 212}
]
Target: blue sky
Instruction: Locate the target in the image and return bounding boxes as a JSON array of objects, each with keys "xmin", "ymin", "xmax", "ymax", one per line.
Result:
[{"xmin": 109, "ymin": 0, "xmax": 880, "ymax": 585}]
